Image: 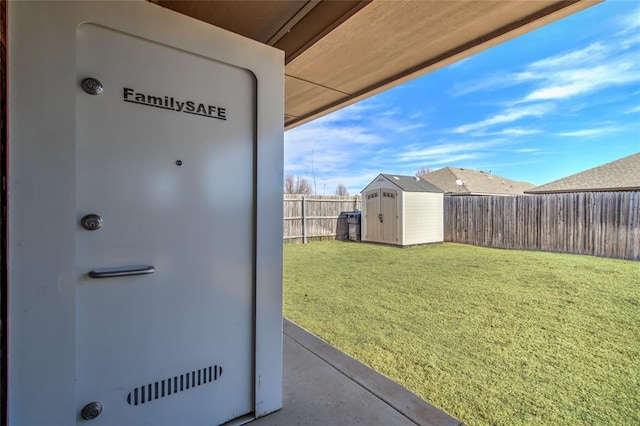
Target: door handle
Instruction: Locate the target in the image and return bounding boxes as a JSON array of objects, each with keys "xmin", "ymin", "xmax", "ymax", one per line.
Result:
[{"xmin": 89, "ymin": 265, "xmax": 156, "ymax": 279}]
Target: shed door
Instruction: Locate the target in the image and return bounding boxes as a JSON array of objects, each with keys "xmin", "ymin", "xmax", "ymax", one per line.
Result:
[
  {"xmin": 380, "ymin": 189, "xmax": 398, "ymax": 244},
  {"xmin": 365, "ymin": 189, "xmax": 398, "ymax": 244},
  {"xmin": 75, "ymin": 24, "xmax": 254, "ymax": 425},
  {"xmin": 365, "ymin": 190, "xmax": 381, "ymax": 242}
]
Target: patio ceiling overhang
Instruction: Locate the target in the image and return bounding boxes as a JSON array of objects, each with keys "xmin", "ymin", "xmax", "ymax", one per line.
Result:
[{"xmin": 151, "ymin": 0, "xmax": 601, "ymax": 130}]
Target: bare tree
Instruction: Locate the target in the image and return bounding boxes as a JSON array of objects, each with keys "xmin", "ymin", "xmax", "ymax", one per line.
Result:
[
  {"xmin": 415, "ymin": 167, "xmax": 434, "ymax": 177},
  {"xmin": 335, "ymin": 183, "xmax": 349, "ymax": 196},
  {"xmin": 284, "ymin": 173, "xmax": 312, "ymax": 194},
  {"xmin": 284, "ymin": 173, "xmax": 295, "ymax": 194},
  {"xmin": 296, "ymin": 177, "xmax": 312, "ymax": 194}
]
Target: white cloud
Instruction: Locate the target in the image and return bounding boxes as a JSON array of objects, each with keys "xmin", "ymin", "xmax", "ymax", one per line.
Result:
[
  {"xmin": 453, "ymin": 104, "xmax": 554, "ymax": 134},
  {"xmin": 448, "ymin": 57, "xmax": 471, "ymax": 69},
  {"xmin": 327, "ymin": 171, "xmax": 383, "ymax": 195},
  {"xmin": 625, "ymin": 105, "xmax": 640, "ymax": 114},
  {"xmin": 528, "ymin": 42, "xmax": 609, "ymax": 70},
  {"xmin": 495, "ymin": 128, "xmax": 542, "ymax": 136},
  {"xmin": 521, "ymin": 57, "xmax": 640, "ymax": 102},
  {"xmin": 366, "ymin": 105, "xmax": 429, "ymax": 132},
  {"xmin": 620, "ymin": 33, "xmax": 640, "ymax": 49},
  {"xmin": 448, "ymin": 43, "xmax": 609, "ymax": 98},
  {"xmin": 451, "ymin": 37, "xmax": 639, "ymax": 136},
  {"xmin": 616, "ymin": 7, "xmax": 640, "ymax": 35},
  {"xmin": 285, "ymin": 123, "xmax": 383, "ymax": 174},
  {"xmin": 449, "ymin": 72, "xmax": 523, "ymax": 97},
  {"xmin": 514, "ymin": 16, "xmax": 640, "ymax": 102},
  {"xmin": 395, "ymin": 140, "xmax": 505, "ymax": 164},
  {"xmin": 473, "ymin": 127, "xmax": 542, "ymax": 137},
  {"xmin": 555, "ymin": 126, "xmax": 621, "ymax": 138},
  {"xmin": 284, "ymin": 100, "xmax": 434, "ymax": 194},
  {"xmin": 450, "ymin": 22, "xmax": 640, "ymax": 103},
  {"xmin": 523, "ymin": 82, "xmax": 591, "ymax": 102}
]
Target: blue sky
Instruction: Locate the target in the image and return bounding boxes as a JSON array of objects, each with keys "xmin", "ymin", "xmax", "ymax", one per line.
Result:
[{"xmin": 284, "ymin": 0, "xmax": 640, "ymax": 196}]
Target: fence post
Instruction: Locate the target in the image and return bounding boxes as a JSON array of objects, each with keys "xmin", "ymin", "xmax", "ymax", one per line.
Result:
[{"xmin": 302, "ymin": 195, "xmax": 307, "ymax": 244}]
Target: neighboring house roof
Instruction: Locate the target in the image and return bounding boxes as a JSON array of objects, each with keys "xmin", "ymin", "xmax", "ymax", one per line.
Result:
[
  {"xmin": 362, "ymin": 174, "xmax": 443, "ymax": 193},
  {"xmin": 420, "ymin": 167, "xmax": 535, "ymax": 195},
  {"xmin": 526, "ymin": 152, "xmax": 640, "ymax": 194}
]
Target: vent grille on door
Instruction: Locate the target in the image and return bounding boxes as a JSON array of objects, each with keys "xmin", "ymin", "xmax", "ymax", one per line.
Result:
[{"xmin": 126, "ymin": 364, "xmax": 223, "ymax": 406}]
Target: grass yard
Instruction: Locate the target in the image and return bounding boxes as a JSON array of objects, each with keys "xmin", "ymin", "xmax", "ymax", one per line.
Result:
[{"xmin": 283, "ymin": 241, "xmax": 640, "ymax": 426}]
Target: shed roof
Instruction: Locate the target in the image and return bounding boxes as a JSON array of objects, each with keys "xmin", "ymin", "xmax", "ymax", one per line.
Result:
[
  {"xmin": 526, "ymin": 152, "xmax": 640, "ymax": 194},
  {"xmin": 420, "ymin": 167, "xmax": 535, "ymax": 195},
  {"xmin": 362, "ymin": 174, "xmax": 443, "ymax": 193}
]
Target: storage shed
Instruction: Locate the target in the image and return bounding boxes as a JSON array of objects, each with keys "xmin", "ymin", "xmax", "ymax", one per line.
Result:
[{"xmin": 361, "ymin": 174, "xmax": 444, "ymax": 246}]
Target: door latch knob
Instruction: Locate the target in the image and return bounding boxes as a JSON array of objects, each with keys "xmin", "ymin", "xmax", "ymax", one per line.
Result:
[
  {"xmin": 81, "ymin": 401, "xmax": 103, "ymax": 420},
  {"xmin": 81, "ymin": 78, "xmax": 104, "ymax": 95},
  {"xmin": 81, "ymin": 214, "xmax": 103, "ymax": 231}
]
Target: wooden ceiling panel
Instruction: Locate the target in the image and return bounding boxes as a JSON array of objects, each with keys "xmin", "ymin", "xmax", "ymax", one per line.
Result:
[
  {"xmin": 272, "ymin": 0, "xmax": 369, "ymax": 63},
  {"xmin": 285, "ymin": 76, "xmax": 346, "ymax": 121},
  {"xmin": 154, "ymin": 0, "xmax": 309, "ymax": 43},
  {"xmin": 151, "ymin": 0, "xmax": 601, "ymax": 129},
  {"xmin": 284, "ymin": 0, "xmax": 599, "ymax": 128},
  {"xmin": 286, "ymin": 1, "xmax": 573, "ymax": 94}
]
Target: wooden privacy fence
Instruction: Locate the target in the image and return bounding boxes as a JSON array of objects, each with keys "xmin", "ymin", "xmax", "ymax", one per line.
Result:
[
  {"xmin": 284, "ymin": 195, "xmax": 361, "ymax": 243},
  {"xmin": 444, "ymin": 192, "xmax": 640, "ymax": 260}
]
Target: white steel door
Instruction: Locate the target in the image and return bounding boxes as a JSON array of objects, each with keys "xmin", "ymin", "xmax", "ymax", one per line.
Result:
[{"xmin": 75, "ymin": 24, "xmax": 255, "ymax": 425}]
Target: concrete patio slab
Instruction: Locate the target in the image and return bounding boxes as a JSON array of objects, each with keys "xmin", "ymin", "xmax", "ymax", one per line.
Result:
[{"xmin": 252, "ymin": 319, "xmax": 463, "ymax": 426}]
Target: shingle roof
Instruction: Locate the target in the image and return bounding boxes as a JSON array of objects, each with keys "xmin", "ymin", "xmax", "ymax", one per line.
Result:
[
  {"xmin": 526, "ymin": 152, "xmax": 640, "ymax": 194},
  {"xmin": 419, "ymin": 167, "xmax": 535, "ymax": 195},
  {"xmin": 370, "ymin": 174, "xmax": 442, "ymax": 192}
]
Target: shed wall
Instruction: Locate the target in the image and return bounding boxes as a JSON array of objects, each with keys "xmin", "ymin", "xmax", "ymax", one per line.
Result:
[{"xmin": 402, "ymin": 192, "xmax": 443, "ymax": 245}]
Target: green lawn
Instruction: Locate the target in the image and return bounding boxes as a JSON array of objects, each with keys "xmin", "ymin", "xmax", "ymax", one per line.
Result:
[{"xmin": 283, "ymin": 241, "xmax": 640, "ymax": 426}]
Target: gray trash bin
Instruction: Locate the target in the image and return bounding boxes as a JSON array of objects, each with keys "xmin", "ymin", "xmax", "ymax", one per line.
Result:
[{"xmin": 346, "ymin": 212, "xmax": 361, "ymax": 241}]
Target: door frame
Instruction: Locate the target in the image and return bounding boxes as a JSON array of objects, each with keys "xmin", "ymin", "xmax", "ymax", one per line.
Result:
[
  {"xmin": 6, "ymin": 2, "xmax": 283, "ymax": 424},
  {"xmin": 1, "ymin": 0, "xmax": 8, "ymax": 422}
]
